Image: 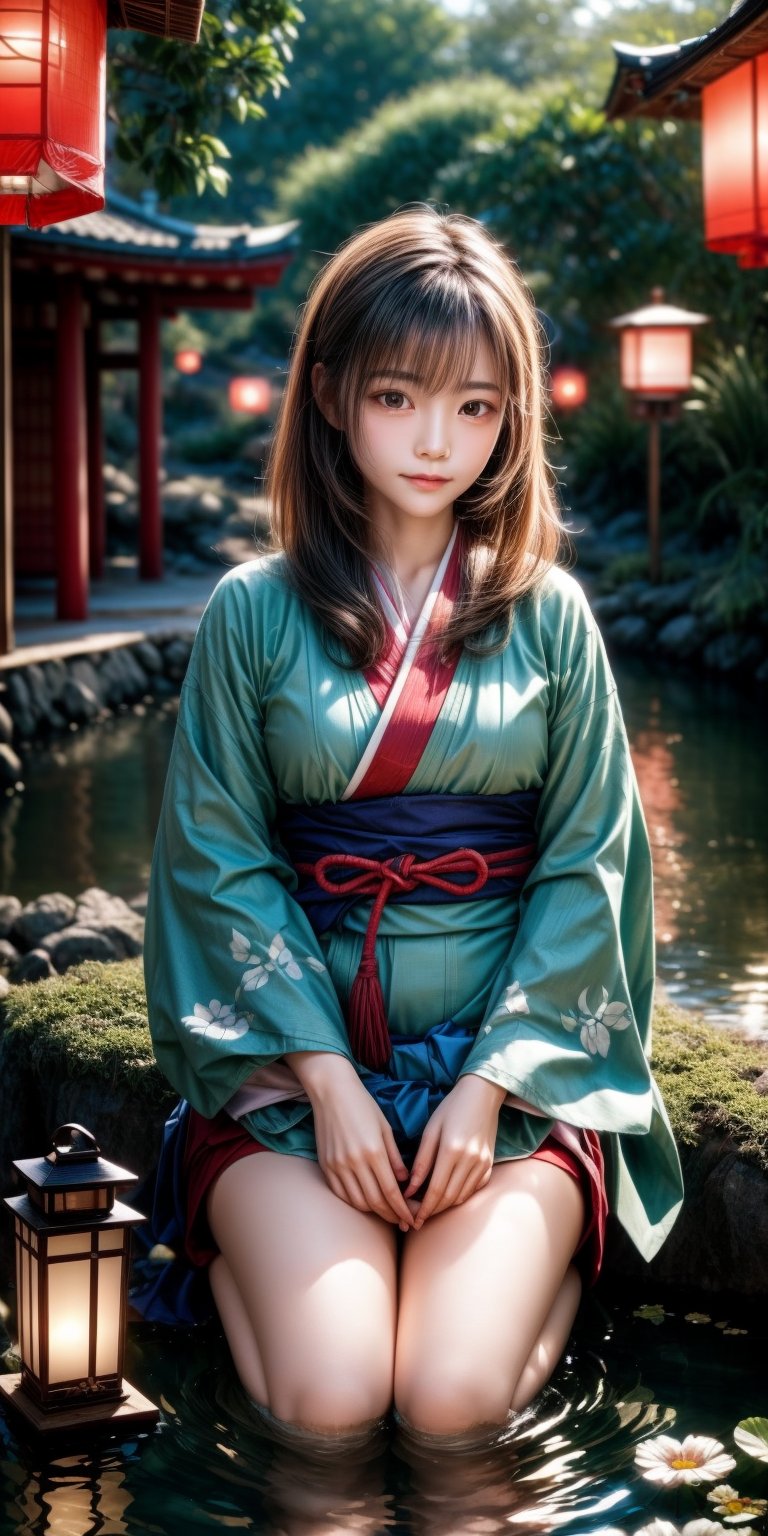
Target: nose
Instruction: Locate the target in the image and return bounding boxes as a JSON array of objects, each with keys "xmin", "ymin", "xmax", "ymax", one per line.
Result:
[{"xmin": 415, "ymin": 405, "xmax": 451, "ymax": 461}]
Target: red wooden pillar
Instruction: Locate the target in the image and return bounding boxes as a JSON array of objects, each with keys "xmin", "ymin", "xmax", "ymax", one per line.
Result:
[
  {"xmin": 0, "ymin": 229, "xmax": 13, "ymax": 656},
  {"xmin": 55, "ymin": 277, "xmax": 89, "ymax": 621},
  {"xmin": 138, "ymin": 289, "xmax": 163, "ymax": 579},
  {"xmin": 86, "ymin": 310, "xmax": 105, "ymax": 580}
]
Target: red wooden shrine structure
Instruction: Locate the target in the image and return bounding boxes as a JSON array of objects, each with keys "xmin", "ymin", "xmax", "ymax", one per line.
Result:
[{"xmin": 9, "ymin": 188, "xmax": 297, "ymax": 635}]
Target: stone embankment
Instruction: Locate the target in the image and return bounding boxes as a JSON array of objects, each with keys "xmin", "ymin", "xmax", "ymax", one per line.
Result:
[
  {"xmin": 0, "ymin": 888, "xmax": 147, "ymax": 990},
  {"xmin": 0, "ymin": 634, "xmax": 193, "ymax": 786}
]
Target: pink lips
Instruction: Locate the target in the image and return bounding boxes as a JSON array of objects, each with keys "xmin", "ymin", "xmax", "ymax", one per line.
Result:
[{"xmin": 404, "ymin": 475, "xmax": 451, "ymax": 485}]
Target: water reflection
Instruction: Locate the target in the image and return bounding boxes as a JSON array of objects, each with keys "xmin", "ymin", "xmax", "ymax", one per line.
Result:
[{"xmin": 0, "ymin": 659, "xmax": 766, "ymax": 1036}]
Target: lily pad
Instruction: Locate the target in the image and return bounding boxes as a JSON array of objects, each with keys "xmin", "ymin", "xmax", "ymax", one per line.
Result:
[{"xmin": 734, "ymin": 1419, "xmax": 768, "ymax": 1462}]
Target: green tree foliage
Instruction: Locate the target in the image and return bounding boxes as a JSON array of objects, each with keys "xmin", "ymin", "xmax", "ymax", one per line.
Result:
[
  {"xmin": 107, "ymin": 0, "xmax": 303, "ymax": 198},
  {"xmin": 464, "ymin": 0, "xmax": 722, "ymax": 98}
]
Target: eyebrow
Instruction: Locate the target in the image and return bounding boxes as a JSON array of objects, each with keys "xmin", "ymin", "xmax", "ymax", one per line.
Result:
[{"xmin": 366, "ymin": 370, "xmax": 501, "ymax": 393}]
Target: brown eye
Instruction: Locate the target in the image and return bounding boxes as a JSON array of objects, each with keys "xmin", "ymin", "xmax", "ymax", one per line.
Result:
[{"xmin": 379, "ymin": 391, "xmax": 406, "ymax": 409}]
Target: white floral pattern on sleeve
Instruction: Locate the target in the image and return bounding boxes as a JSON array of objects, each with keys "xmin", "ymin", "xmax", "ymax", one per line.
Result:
[
  {"xmin": 561, "ymin": 985, "xmax": 632, "ymax": 1058},
  {"xmin": 483, "ymin": 979, "xmax": 530, "ymax": 1033},
  {"xmin": 181, "ymin": 927, "xmax": 327, "ymax": 1041}
]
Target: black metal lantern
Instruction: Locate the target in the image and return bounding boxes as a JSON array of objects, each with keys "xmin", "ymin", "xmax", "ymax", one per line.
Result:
[{"xmin": 0, "ymin": 1124, "xmax": 159, "ymax": 1435}]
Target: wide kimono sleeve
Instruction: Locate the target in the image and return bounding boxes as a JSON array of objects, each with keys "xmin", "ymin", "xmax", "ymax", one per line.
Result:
[
  {"xmin": 143, "ymin": 565, "xmax": 355, "ymax": 1118},
  {"xmin": 457, "ymin": 574, "xmax": 683, "ymax": 1259}
]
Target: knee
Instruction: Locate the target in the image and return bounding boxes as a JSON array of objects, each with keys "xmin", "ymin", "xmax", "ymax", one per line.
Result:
[
  {"xmin": 394, "ymin": 1363, "xmax": 511, "ymax": 1438},
  {"xmin": 270, "ymin": 1371, "xmax": 393, "ymax": 1436}
]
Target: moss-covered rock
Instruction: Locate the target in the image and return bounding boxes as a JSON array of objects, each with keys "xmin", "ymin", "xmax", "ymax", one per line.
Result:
[{"xmin": 1, "ymin": 964, "xmax": 766, "ymax": 1295}]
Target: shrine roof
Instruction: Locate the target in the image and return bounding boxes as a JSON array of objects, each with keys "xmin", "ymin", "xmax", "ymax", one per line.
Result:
[
  {"xmin": 106, "ymin": 0, "xmax": 205, "ymax": 42},
  {"xmin": 603, "ymin": 0, "xmax": 768, "ymax": 121},
  {"xmin": 14, "ymin": 188, "xmax": 299, "ymax": 263}
]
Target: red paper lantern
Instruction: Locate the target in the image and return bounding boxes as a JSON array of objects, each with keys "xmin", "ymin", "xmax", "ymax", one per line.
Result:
[
  {"xmin": 549, "ymin": 366, "xmax": 588, "ymax": 412},
  {"xmin": 606, "ymin": 288, "xmax": 709, "ymax": 399},
  {"xmin": 228, "ymin": 376, "xmax": 272, "ymax": 414},
  {"xmin": 702, "ymin": 55, "xmax": 768, "ymax": 261},
  {"xmin": 0, "ymin": 0, "xmax": 106, "ymax": 227},
  {"xmin": 174, "ymin": 348, "xmax": 203, "ymax": 374}
]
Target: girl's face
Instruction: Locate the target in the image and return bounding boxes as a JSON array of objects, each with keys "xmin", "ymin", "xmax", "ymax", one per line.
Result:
[{"xmin": 318, "ymin": 333, "xmax": 505, "ymax": 536}]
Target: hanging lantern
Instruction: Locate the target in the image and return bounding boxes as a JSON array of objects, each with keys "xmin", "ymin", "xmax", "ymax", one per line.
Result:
[
  {"xmin": 229, "ymin": 376, "xmax": 272, "ymax": 414},
  {"xmin": 702, "ymin": 55, "xmax": 768, "ymax": 262},
  {"xmin": 174, "ymin": 348, "xmax": 203, "ymax": 375},
  {"xmin": 0, "ymin": 0, "xmax": 107, "ymax": 228},
  {"xmin": 606, "ymin": 287, "xmax": 709, "ymax": 399},
  {"xmin": 0, "ymin": 1123, "xmax": 159, "ymax": 1434},
  {"xmin": 549, "ymin": 365, "xmax": 588, "ymax": 412}
]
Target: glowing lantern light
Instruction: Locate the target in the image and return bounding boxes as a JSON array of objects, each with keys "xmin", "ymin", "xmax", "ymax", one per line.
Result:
[
  {"xmin": 606, "ymin": 287, "xmax": 709, "ymax": 399},
  {"xmin": 606, "ymin": 286, "xmax": 709, "ymax": 586},
  {"xmin": 0, "ymin": 0, "xmax": 107, "ymax": 228},
  {"xmin": 702, "ymin": 55, "xmax": 768, "ymax": 263},
  {"xmin": 549, "ymin": 366, "xmax": 588, "ymax": 412},
  {"xmin": 0, "ymin": 1124, "xmax": 159, "ymax": 1435},
  {"xmin": 229, "ymin": 376, "xmax": 272, "ymax": 414},
  {"xmin": 174, "ymin": 348, "xmax": 203, "ymax": 374}
]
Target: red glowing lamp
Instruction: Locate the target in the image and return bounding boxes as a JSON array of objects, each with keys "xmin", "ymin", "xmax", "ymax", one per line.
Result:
[
  {"xmin": 174, "ymin": 349, "xmax": 203, "ymax": 375},
  {"xmin": 0, "ymin": 0, "xmax": 107, "ymax": 228},
  {"xmin": 702, "ymin": 55, "xmax": 768, "ymax": 263},
  {"xmin": 228, "ymin": 376, "xmax": 272, "ymax": 414},
  {"xmin": 549, "ymin": 366, "xmax": 588, "ymax": 412},
  {"xmin": 606, "ymin": 287, "xmax": 709, "ymax": 399}
]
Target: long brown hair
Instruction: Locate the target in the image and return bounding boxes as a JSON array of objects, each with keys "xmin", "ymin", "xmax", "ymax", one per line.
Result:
[{"xmin": 264, "ymin": 204, "xmax": 569, "ymax": 666}]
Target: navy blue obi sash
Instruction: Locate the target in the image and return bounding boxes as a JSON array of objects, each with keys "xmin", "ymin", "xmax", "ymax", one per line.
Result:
[{"xmin": 277, "ymin": 789, "xmax": 542, "ymax": 935}]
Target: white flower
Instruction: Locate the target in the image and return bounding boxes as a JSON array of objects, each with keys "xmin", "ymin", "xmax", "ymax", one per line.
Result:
[
  {"xmin": 182, "ymin": 1000, "xmax": 249, "ymax": 1042},
  {"xmin": 229, "ymin": 928, "xmax": 251, "ymax": 962},
  {"xmin": 268, "ymin": 932, "xmax": 303, "ymax": 979},
  {"xmin": 635, "ymin": 1522, "xmax": 755, "ymax": 1536},
  {"xmin": 304, "ymin": 955, "xmax": 327, "ymax": 972},
  {"xmin": 634, "ymin": 1434, "xmax": 737, "ymax": 1487},
  {"xmin": 503, "ymin": 980, "xmax": 530, "ymax": 1015},
  {"xmin": 561, "ymin": 985, "xmax": 632, "ymax": 1057},
  {"xmin": 707, "ymin": 1486, "xmax": 768, "ymax": 1524},
  {"xmin": 242, "ymin": 962, "xmax": 270, "ymax": 991}
]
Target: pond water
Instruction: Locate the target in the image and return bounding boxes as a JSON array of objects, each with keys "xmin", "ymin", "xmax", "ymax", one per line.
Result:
[
  {"xmin": 1, "ymin": 654, "xmax": 766, "ymax": 1037},
  {"xmin": 1, "ymin": 1281, "xmax": 766, "ymax": 1536}
]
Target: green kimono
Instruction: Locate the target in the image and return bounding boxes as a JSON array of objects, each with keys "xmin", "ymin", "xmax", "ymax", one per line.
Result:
[{"xmin": 143, "ymin": 551, "xmax": 683, "ymax": 1262}]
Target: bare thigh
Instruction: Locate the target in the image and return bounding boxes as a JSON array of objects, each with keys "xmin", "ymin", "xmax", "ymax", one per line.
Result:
[
  {"xmin": 394, "ymin": 1156, "xmax": 586, "ymax": 1435},
  {"xmin": 206, "ymin": 1151, "xmax": 398, "ymax": 1433}
]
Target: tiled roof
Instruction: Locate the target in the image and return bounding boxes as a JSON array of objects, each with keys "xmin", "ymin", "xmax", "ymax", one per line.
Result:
[
  {"xmin": 603, "ymin": 0, "xmax": 768, "ymax": 121},
  {"xmin": 14, "ymin": 188, "xmax": 299, "ymax": 262}
]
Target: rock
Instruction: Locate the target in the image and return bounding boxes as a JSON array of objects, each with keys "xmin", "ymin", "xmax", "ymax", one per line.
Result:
[
  {"xmin": 7, "ymin": 947, "xmax": 56, "ymax": 982},
  {"xmin": 4, "ymin": 672, "xmax": 36, "ymax": 740},
  {"xmin": 657, "ymin": 613, "xmax": 704, "ymax": 659},
  {"xmin": 0, "ymin": 743, "xmax": 22, "ymax": 785},
  {"xmin": 0, "ymin": 937, "xmax": 19, "ymax": 964},
  {"xmin": 605, "ymin": 614, "xmax": 652, "ymax": 649},
  {"xmin": 591, "ymin": 593, "xmax": 626, "ymax": 623},
  {"xmin": 753, "ymin": 1070, "xmax": 768, "ymax": 1096},
  {"xmin": 703, "ymin": 632, "xmax": 763, "ymax": 673},
  {"xmin": 0, "ymin": 897, "xmax": 21, "ymax": 937},
  {"xmin": 103, "ymin": 464, "xmax": 138, "ymax": 497},
  {"xmin": 0, "ymin": 700, "xmax": 14, "ymax": 745},
  {"xmin": 9, "ymin": 893, "xmax": 78, "ymax": 949},
  {"xmin": 0, "ymin": 975, "xmax": 10, "ymax": 999},
  {"xmin": 72, "ymin": 888, "xmax": 145, "ymax": 958},
  {"xmin": 132, "ymin": 640, "xmax": 163, "ymax": 675},
  {"xmin": 39, "ymin": 926, "xmax": 120, "ymax": 971},
  {"xmin": 162, "ymin": 637, "xmax": 193, "ymax": 681},
  {"xmin": 604, "ymin": 1137, "xmax": 768, "ymax": 1296},
  {"xmin": 41, "ymin": 659, "xmax": 68, "ymax": 705},
  {"xmin": 635, "ymin": 579, "xmax": 698, "ymax": 624},
  {"xmin": 69, "ymin": 658, "xmax": 107, "ymax": 706},
  {"xmin": 60, "ymin": 678, "xmax": 101, "ymax": 724},
  {"xmin": 128, "ymin": 892, "xmax": 148, "ymax": 915}
]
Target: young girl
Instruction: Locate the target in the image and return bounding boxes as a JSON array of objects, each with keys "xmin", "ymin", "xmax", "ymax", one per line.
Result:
[{"xmin": 143, "ymin": 205, "xmax": 683, "ymax": 1446}]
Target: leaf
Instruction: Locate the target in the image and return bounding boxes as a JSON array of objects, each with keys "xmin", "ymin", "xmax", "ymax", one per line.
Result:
[{"xmin": 734, "ymin": 1420, "xmax": 768, "ymax": 1462}]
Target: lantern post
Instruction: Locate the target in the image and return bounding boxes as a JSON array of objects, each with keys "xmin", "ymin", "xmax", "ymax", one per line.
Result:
[
  {"xmin": 228, "ymin": 376, "xmax": 272, "ymax": 414},
  {"xmin": 0, "ymin": 1123, "xmax": 159, "ymax": 1437},
  {"xmin": 606, "ymin": 288, "xmax": 709, "ymax": 584},
  {"xmin": 549, "ymin": 365, "xmax": 588, "ymax": 414}
]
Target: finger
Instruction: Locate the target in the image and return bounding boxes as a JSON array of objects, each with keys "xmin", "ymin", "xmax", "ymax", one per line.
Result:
[
  {"xmin": 381, "ymin": 1123, "xmax": 410, "ymax": 1184},
  {"xmin": 404, "ymin": 1124, "xmax": 440, "ymax": 1198},
  {"xmin": 374, "ymin": 1160, "xmax": 417, "ymax": 1227},
  {"xmin": 413, "ymin": 1150, "xmax": 453, "ymax": 1227},
  {"xmin": 421, "ymin": 1162, "xmax": 470, "ymax": 1220},
  {"xmin": 330, "ymin": 1166, "xmax": 370, "ymax": 1214},
  {"xmin": 453, "ymin": 1160, "xmax": 492, "ymax": 1207},
  {"xmin": 357, "ymin": 1165, "xmax": 409, "ymax": 1227}
]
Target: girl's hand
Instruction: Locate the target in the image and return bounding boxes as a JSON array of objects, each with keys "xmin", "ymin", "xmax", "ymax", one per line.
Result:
[
  {"xmin": 404, "ymin": 1073, "xmax": 507, "ymax": 1227},
  {"xmin": 287, "ymin": 1052, "xmax": 415, "ymax": 1230}
]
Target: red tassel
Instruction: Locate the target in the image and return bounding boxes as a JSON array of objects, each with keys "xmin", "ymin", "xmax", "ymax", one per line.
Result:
[{"xmin": 348, "ymin": 958, "xmax": 392, "ymax": 1072}]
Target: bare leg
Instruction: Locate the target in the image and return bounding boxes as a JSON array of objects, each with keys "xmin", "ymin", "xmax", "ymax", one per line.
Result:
[
  {"xmin": 394, "ymin": 1158, "xmax": 585, "ymax": 1437},
  {"xmin": 510, "ymin": 1260, "xmax": 582, "ymax": 1411},
  {"xmin": 206, "ymin": 1151, "xmax": 398, "ymax": 1435}
]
